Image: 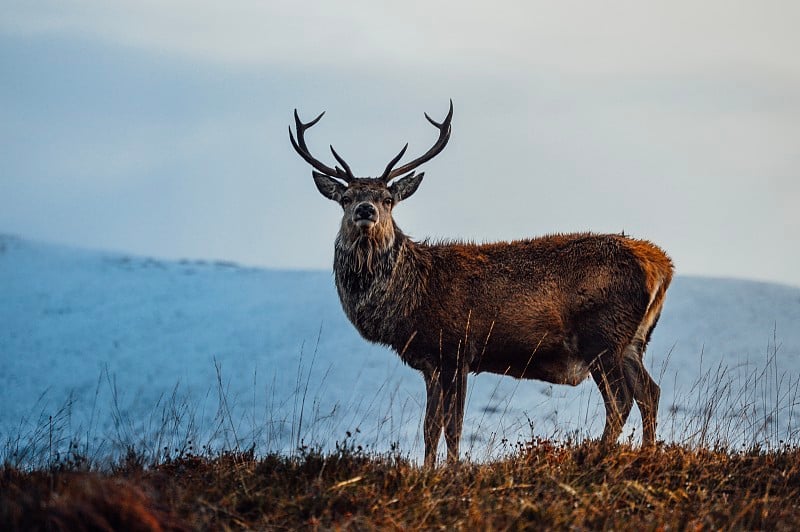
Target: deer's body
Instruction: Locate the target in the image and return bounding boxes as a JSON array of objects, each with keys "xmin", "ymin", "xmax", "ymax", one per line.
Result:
[
  {"xmin": 290, "ymin": 102, "xmax": 673, "ymax": 465},
  {"xmin": 336, "ymin": 228, "xmax": 670, "ymax": 381}
]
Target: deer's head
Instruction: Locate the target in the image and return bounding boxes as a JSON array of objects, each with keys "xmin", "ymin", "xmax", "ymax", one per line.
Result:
[{"xmin": 290, "ymin": 102, "xmax": 453, "ymax": 248}]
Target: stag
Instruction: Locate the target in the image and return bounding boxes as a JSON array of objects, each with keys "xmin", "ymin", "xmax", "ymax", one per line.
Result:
[{"xmin": 289, "ymin": 102, "xmax": 673, "ymax": 465}]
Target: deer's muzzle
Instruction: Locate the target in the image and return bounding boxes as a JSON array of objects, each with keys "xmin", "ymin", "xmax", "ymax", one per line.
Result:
[{"xmin": 353, "ymin": 202, "xmax": 378, "ymax": 228}]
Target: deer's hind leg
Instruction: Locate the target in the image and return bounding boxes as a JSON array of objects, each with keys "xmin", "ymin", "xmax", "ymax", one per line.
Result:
[
  {"xmin": 590, "ymin": 350, "xmax": 634, "ymax": 448},
  {"xmin": 621, "ymin": 338, "xmax": 661, "ymax": 447}
]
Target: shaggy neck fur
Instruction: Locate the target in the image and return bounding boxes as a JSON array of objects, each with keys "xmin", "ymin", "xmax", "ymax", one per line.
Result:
[
  {"xmin": 333, "ymin": 222, "xmax": 430, "ymax": 348},
  {"xmin": 335, "ymin": 219, "xmax": 398, "ymax": 280}
]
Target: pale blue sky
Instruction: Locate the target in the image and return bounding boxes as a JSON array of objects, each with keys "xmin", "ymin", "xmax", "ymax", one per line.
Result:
[{"xmin": 1, "ymin": 1, "xmax": 798, "ymax": 286}]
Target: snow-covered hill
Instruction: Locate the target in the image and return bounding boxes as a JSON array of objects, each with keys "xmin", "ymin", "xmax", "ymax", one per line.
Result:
[{"xmin": 2, "ymin": 234, "xmax": 800, "ymax": 464}]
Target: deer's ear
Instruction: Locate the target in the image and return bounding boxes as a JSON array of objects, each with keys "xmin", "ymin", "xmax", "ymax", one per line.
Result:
[
  {"xmin": 312, "ymin": 172, "xmax": 346, "ymax": 201},
  {"xmin": 389, "ymin": 172, "xmax": 424, "ymax": 203}
]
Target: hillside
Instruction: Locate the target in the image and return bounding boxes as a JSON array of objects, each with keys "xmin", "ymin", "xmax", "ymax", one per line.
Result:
[{"xmin": 2, "ymin": 234, "xmax": 799, "ymax": 465}]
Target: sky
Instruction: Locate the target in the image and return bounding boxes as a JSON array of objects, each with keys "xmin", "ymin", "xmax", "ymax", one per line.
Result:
[{"xmin": 1, "ymin": 1, "xmax": 799, "ymax": 286}]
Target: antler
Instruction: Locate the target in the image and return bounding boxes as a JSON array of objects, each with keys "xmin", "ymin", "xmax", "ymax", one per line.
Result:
[
  {"xmin": 289, "ymin": 110, "xmax": 355, "ymax": 182},
  {"xmin": 380, "ymin": 100, "xmax": 453, "ymax": 182}
]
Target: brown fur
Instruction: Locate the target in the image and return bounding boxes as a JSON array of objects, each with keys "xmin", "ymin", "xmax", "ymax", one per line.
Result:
[{"xmin": 291, "ymin": 105, "xmax": 674, "ymax": 466}]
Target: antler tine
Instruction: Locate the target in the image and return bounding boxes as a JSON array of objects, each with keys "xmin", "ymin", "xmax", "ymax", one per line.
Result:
[
  {"xmin": 379, "ymin": 143, "xmax": 408, "ymax": 182},
  {"xmin": 289, "ymin": 109, "xmax": 353, "ymax": 182},
  {"xmin": 329, "ymin": 145, "xmax": 356, "ymax": 181},
  {"xmin": 294, "ymin": 109, "xmax": 323, "ymax": 138},
  {"xmin": 385, "ymin": 100, "xmax": 453, "ymax": 181}
]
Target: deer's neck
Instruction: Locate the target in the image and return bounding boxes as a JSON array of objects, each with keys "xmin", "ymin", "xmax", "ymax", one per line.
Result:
[{"xmin": 333, "ymin": 225, "xmax": 429, "ymax": 346}]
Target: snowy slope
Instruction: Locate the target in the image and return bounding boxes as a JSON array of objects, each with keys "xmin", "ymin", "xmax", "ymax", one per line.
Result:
[{"xmin": 2, "ymin": 234, "xmax": 800, "ymax": 464}]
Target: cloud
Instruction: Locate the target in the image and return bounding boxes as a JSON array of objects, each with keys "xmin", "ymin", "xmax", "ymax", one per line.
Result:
[
  {"xmin": 1, "ymin": 2, "xmax": 799, "ymax": 286},
  {"xmin": 3, "ymin": 1, "xmax": 799, "ymax": 78}
]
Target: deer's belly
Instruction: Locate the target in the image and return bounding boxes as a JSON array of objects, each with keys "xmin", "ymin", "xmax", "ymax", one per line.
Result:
[{"xmin": 474, "ymin": 348, "xmax": 591, "ymax": 386}]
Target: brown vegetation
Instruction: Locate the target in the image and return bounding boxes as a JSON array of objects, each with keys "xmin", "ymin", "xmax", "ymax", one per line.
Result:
[{"xmin": 4, "ymin": 440, "xmax": 800, "ymax": 530}]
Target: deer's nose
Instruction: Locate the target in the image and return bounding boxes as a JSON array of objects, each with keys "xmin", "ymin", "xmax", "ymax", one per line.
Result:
[{"xmin": 354, "ymin": 202, "xmax": 377, "ymax": 221}]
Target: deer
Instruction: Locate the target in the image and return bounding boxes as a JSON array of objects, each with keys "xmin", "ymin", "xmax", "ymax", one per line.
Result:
[{"xmin": 289, "ymin": 101, "xmax": 673, "ymax": 466}]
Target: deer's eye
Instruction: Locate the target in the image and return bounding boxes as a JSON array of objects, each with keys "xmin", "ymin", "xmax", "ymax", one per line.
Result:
[
  {"xmin": 383, "ymin": 197, "xmax": 393, "ymax": 207},
  {"xmin": 341, "ymin": 196, "xmax": 352, "ymax": 206}
]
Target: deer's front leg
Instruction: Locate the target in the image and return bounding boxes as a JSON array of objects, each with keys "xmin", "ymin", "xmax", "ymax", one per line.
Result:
[
  {"xmin": 423, "ymin": 368, "xmax": 444, "ymax": 467},
  {"xmin": 441, "ymin": 362, "xmax": 468, "ymax": 464}
]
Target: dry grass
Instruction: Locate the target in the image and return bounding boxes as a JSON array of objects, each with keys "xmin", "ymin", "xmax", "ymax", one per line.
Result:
[
  {"xmin": 4, "ymin": 335, "xmax": 799, "ymax": 529},
  {"xmin": 4, "ymin": 439, "xmax": 800, "ymax": 530}
]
